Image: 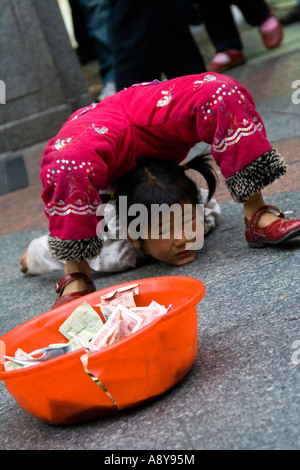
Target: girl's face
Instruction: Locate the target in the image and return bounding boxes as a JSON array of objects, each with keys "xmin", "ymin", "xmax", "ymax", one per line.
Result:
[{"xmin": 129, "ymin": 203, "xmax": 201, "ymax": 266}]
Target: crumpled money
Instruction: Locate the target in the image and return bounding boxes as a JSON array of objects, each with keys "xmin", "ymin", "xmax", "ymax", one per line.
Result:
[
  {"xmin": 59, "ymin": 301, "xmax": 104, "ymax": 342},
  {"xmin": 131, "ymin": 301, "xmax": 171, "ymax": 328},
  {"xmin": 94, "ymin": 283, "xmax": 139, "ymax": 321},
  {"xmin": 3, "ymin": 302, "xmax": 102, "ymax": 370},
  {"xmin": 73, "ymin": 302, "xmax": 171, "ymax": 352},
  {"xmin": 3, "ymin": 344, "xmax": 71, "ymax": 370},
  {"xmin": 3, "ymin": 284, "xmax": 171, "ymax": 371},
  {"xmin": 91, "ymin": 304, "xmax": 143, "ymax": 349},
  {"xmin": 58, "ymin": 285, "xmax": 171, "ymax": 352}
]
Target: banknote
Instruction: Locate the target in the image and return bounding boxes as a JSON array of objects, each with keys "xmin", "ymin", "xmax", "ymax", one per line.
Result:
[
  {"xmin": 68, "ymin": 333, "xmax": 99, "ymax": 351},
  {"xmin": 108, "ymin": 305, "xmax": 144, "ymax": 345},
  {"xmin": 59, "ymin": 301, "xmax": 104, "ymax": 340},
  {"xmin": 130, "ymin": 301, "xmax": 171, "ymax": 327},
  {"xmin": 94, "ymin": 284, "xmax": 139, "ymax": 320},
  {"xmin": 3, "ymin": 344, "xmax": 71, "ymax": 370},
  {"xmin": 67, "ymin": 329, "xmax": 97, "ymax": 351},
  {"xmin": 90, "ymin": 304, "xmax": 142, "ymax": 349},
  {"xmin": 3, "ymin": 285, "xmax": 171, "ymax": 371},
  {"xmin": 3, "ymin": 360, "xmax": 23, "ymax": 371}
]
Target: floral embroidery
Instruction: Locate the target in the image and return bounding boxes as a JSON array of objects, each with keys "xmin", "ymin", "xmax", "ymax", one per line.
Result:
[
  {"xmin": 197, "ymin": 82, "xmax": 265, "ymax": 152},
  {"xmin": 193, "ymin": 74, "xmax": 217, "ymax": 90},
  {"xmin": 46, "ymin": 160, "xmax": 95, "ymax": 179},
  {"xmin": 157, "ymin": 87, "xmax": 174, "ymax": 107},
  {"xmin": 92, "ymin": 123, "xmax": 109, "ymax": 135},
  {"xmin": 45, "ymin": 170, "xmax": 99, "ymax": 217},
  {"xmin": 54, "ymin": 137, "xmax": 73, "ymax": 151},
  {"xmin": 44, "ymin": 157, "xmax": 97, "ymax": 221}
]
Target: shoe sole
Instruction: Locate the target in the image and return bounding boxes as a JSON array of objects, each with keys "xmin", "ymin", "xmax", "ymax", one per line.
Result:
[{"xmin": 247, "ymin": 227, "xmax": 300, "ymax": 248}]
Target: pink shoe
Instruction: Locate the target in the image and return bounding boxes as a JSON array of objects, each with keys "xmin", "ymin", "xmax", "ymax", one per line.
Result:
[
  {"xmin": 206, "ymin": 50, "xmax": 246, "ymax": 73},
  {"xmin": 259, "ymin": 17, "xmax": 283, "ymax": 49}
]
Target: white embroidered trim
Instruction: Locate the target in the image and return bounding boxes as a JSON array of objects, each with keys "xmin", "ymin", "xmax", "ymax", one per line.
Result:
[
  {"xmin": 45, "ymin": 203, "xmax": 99, "ymax": 217},
  {"xmin": 213, "ymin": 121, "xmax": 263, "ymax": 153},
  {"xmin": 156, "ymin": 88, "xmax": 174, "ymax": 107},
  {"xmin": 92, "ymin": 123, "xmax": 108, "ymax": 135}
]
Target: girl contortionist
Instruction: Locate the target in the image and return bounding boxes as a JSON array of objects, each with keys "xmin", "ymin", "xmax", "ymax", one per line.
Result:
[{"xmin": 21, "ymin": 73, "xmax": 300, "ymax": 308}]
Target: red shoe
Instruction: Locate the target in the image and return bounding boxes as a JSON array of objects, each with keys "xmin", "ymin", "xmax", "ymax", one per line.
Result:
[
  {"xmin": 52, "ymin": 272, "xmax": 96, "ymax": 309},
  {"xmin": 245, "ymin": 205, "xmax": 300, "ymax": 248},
  {"xmin": 259, "ymin": 17, "xmax": 283, "ymax": 49},
  {"xmin": 206, "ymin": 50, "xmax": 246, "ymax": 73}
]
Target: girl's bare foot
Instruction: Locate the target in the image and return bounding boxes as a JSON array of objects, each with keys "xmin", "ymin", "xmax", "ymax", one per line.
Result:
[{"xmin": 251, "ymin": 210, "xmax": 279, "ymax": 227}]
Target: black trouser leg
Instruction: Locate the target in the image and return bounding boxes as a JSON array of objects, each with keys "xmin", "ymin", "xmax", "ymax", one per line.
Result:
[
  {"xmin": 197, "ymin": 0, "xmax": 243, "ymax": 52},
  {"xmin": 234, "ymin": 0, "xmax": 270, "ymax": 26},
  {"xmin": 109, "ymin": 0, "xmax": 206, "ymax": 91}
]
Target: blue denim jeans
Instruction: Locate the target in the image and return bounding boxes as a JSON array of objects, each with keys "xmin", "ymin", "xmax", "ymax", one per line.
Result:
[{"xmin": 77, "ymin": 0, "xmax": 114, "ymax": 84}]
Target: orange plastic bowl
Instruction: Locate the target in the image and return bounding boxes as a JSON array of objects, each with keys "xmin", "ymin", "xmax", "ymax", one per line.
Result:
[{"xmin": 0, "ymin": 276, "xmax": 205, "ymax": 424}]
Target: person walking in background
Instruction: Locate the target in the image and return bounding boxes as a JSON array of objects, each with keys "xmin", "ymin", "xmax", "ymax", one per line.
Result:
[
  {"xmin": 108, "ymin": 0, "xmax": 206, "ymax": 91},
  {"xmin": 71, "ymin": 0, "xmax": 116, "ymax": 100},
  {"xmin": 280, "ymin": 0, "xmax": 300, "ymax": 24},
  {"xmin": 69, "ymin": 0, "xmax": 97, "ymax": 65},
  {"xmin": 197, "ymin": 0, "xmax": 283, "ymax": 73}
]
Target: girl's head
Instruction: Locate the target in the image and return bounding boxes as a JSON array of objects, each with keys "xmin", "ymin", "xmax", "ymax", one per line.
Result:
[{"xmin": 115, "ymin": 156, "xmax": 217, "ymax": 266}]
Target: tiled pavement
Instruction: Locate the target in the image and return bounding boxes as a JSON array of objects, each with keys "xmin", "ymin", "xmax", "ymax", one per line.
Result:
[{"xmin": 0, "ymin": 1, "xmax": 300, "ymax": 450}]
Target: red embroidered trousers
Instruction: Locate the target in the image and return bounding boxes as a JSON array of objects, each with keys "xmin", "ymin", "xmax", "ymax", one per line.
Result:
[{"xmin": 40, "ymin": 73, "xmax": 286, "ymax": 260}]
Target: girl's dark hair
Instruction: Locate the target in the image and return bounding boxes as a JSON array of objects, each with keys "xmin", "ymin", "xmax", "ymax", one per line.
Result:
[
  {"xmin": 115, "ymin": 155, "xmax": 217, "ymax": 226},
  {"xmin": 186, "ymin": 155, "xmax": 217, "ymax": 201}
]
